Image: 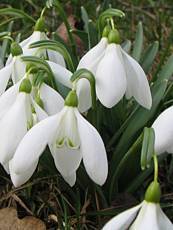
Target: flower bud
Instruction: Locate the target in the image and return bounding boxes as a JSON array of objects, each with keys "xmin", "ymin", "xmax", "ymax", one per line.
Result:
[
  {"xmin": 102, "ymin": 25, "xmax": 111, "ymax": 38},
  {"xmin": 65, "ymin": 90, "xmax": 78, "ymax": 107},
  {"xmin": 108, "ymin": 29, "xmax": 121, "ymax": 44},
  {"xmin": 10, "ymin": 42, "xmax": 23, "ymax": 57},
  {"xmin": 145, "ymin": 181, "xmax": 161, "ymax": 203},
  {"xmin": 19, "ymin": 78, "xmax": 32, "ymax": 94},
  {"xmin": 34, "ymin": 17, "xmax": 46, "ymax": 32}
]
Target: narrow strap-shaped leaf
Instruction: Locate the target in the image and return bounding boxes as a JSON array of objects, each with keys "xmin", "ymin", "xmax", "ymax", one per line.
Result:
[
  {"xmin": 30, "ymin": 40, "xmax": 75, "ymax": 72},
  {"xmin": 108, "ymin": 134, "xmax": 143, "ymax": 201},
  {"xmin": 21, "ymin": 56, "xmax": 57, "ymax": 90},
  {"xmin": 141, "ymin": 41, "xmax": 159, "ymax": 74},
  {"xmin": 81, "ymin": 6, "xmax": 98, "ymax": 49},
  {"xmin": 1, "ymin": 21, "xmax": 14, "ymax": 62},
  {"xmin": 132, "ymin": 21, "xmax": 143, "ymax": 61},
  {"xmin": 0, "ymin": 8, "xmax": 36, "ymax": 23}
]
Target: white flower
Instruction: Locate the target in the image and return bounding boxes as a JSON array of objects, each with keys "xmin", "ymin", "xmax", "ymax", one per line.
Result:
[
  {"xmin": 0, "ymin": 28, "xmax": 66, "ymax": 96},
  {"xmin": 0, "ymin": 79, "xmax": 64, "ymax": 171},
  {"xmin": 77, "ymin": 37, "xmax": 152, "ymax": 110},
  {"xmin": 19, "ymin": 31, "xmax": 65, "ymax": 66},
  {"xmin": 6, "ymin": 31, "xmax": 66, "ymax": 67},
  {"xmin": 0, "ymin": 55, "xmax": 26, "ymax": 95},
  {"xmin": 152, "ymin": 106, "xmax": 173, "ymax": 155},
  {"xmin": 102, "ymin": 200, "xmax": 173, "ymax": 230},
  {"xmin": 10, "ymin": 96, "xmax": 108, "ymax": 187}
]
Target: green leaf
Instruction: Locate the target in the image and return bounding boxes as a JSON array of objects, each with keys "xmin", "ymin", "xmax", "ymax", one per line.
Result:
[
  {"xmin": 81, "ymin": 6, "xmax": 98, "ymax": 49},
  {"xmin": 0, "ymin": 8, "xmax": 36, "ymax": 23},
  {"xmin": 1, "ymin": 21, "xmax": 14, "ymax": 62},
  {"xmin": 29, "ymin": 40, "xmax": 75, "ymax": 72},
  {"xmin": 132, "ymin": 21, "xmax": 143, "ymax": 61},
  {"xmin": 21, "ymin": 56, "xmax": 57, "ymax": 90},
  {"xmin": 0, "ymin": 32, "xmax": 11, "ymax": 39},
  {"xmin": 141, "ymin": 41, "xmax": 159, "ymax": 74}
]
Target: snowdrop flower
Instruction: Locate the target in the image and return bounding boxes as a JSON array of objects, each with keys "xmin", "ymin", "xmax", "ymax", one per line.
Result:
[
  {"xmin": 0, "ymin": 41, "xmax": 26, "ymax": 95},
  {"xmin": 0, "ymin": 17, "xmax": 66, "ymax": 96},
  {"xmin": 14, "ymin": 17, "xmax": 65, "ymax": 66},
  {"xmin": 103, "ymin": 181, "xmax": 173, "ymax": 230},
  {"xmin": 10, "ymin": 90, "xmax": 108, "ymax": 187},
  {"xmin": 77, "ymin": 29, "xmax": 152, "ymax": 110},
  {"xmin": 103, "ymin": 200, "xmax": 173, "ymax": 230},
  {"xmin": 3, "ymin": 17, "xmax": 66, "ymax": 94},
  {"xmin": 0, "ymin": 78, "xmax": 64, "ymax": 172},
  {"xmin": 152, "ymin": 105, "xmax": 173, "ymax": 155}
]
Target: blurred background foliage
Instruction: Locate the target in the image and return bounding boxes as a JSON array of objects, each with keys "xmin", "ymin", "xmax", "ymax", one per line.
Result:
[{"xmin": 0, "ymin": 0, "xmax": 173, "ymax": 229}]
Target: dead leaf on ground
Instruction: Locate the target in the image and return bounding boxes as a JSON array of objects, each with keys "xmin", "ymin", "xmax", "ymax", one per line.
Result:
[{"xmin": 0, "ymin": 208, "xmax": 46, "ymax": 230}]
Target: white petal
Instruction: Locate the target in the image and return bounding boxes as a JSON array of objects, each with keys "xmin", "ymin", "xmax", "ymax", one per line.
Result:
[
  {"xmin": 0, "ymin": 93, "xmax": 28, "ymax": 164},
  {"xmin": 130, "ymin": 201, "xmax": 159, "ymax": 230},
  {"xmin": 152, "ymin": 106, "xmax": 173, "ymax": 154},
  {"xmin": 48, "ymin": 50, "xmax": 66, "ymax": 67},
  {"xmin": 50, "ymin": 145, "xmax": 82, "ymax": 179},
  {"xmin": 11, "ymin": 56, "xmax": 26, "ymax": 83},
  {"xmin": 122, "ymin": 49, "xmax": 152, "ymax": 109},
  {"xmin": 77, "ymin": 37, "xmax": 108, "ymax": 74},
  {"xmin": 157, "ymin": 205, "xmax": 173, "ymax": 230},
  {"xmin": 9, "ymin": 159, "xmax": 38, "ymax": 187},
  {"xmin": 22, "ymin": 31, "xmax": 42, "ymax": 55},
  {"xmin": 75, "ymin": 110, "xmax": 108, "ymax": 185},
  {"xmin": 6, "ymin": 54, "xmax": 13, "ymax": 66},
  {"xmin": 62, "ymin": 171, "xmax": 76, "ymax": 187},
  {"xmin": 0, "ymin": 83, "xmax": 19, "ymax": 119},
  {"xmin": 49, "ymin": 107, "xmax": 82, "ymax": 178},
  {"xmin": 12, "ymin": 113, "xmax": 60, "ymax": 174},
  {"xmin": 76, "ymin": 78, "xmax": 92, "ymax": 112},
  {"xmin": 103, "ymin": 203, "xmax": 142, "ymax": 230},
  {"xmin": 19, "ymin": 34, "xmax": 33, "ymax": 48},
  {"xmin": 96, "ymin": 44, "xmax": 127, "ymax": 108},
  {"xmin": 39, "ymin": 83, "xmax": 64, "ymax": 115},
  {"xmin": 47, "ymin": 61, "xmax": 72, "ymax": 88},
  {"xmin": 0, "ymin": 63, "xmax": 13, "ymax": 95},
  {"xmin": 32, "ymin": 99, "xmax": 48, "ymax": 121}
]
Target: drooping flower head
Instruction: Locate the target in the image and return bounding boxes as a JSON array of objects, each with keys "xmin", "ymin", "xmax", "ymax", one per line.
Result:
[
  {"xmin": 77, "ymin": 25, "xmax": 152, "ymax": 111},
  {"xmin": 0, "ymin": 73, "xmax": 64, "ymax": 173},
  {"xmin": 0, "ymin": 16, "xmax": 67, "ymax": 97},
  {"xmin": 103, "ymin": 180, "xmax": 173, "ymax": 230},
  {"xmin": 10, "ymin": 89, "xmax": 108, "ymax": 187}
]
